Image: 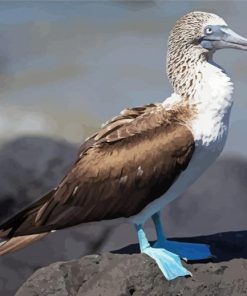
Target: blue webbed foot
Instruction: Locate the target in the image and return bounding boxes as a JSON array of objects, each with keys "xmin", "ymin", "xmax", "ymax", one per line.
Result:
[
  {"xmin": 152, "ymin": 239, "xmax": 212, "ymax": 261},
  {"xmin": 135, "ymin": 223, "xmax": 192, "ymax": 280},
  {"xmin": 142, "ymin": 246, "xmax": 192, "ymax": 280}
]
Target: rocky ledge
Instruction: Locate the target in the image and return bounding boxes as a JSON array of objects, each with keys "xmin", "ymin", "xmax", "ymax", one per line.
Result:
[{"xmin": 16, "ymin": 231, "xmax": 247, "ymax": 296}]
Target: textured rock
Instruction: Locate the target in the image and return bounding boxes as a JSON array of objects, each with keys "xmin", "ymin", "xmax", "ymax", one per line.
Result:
[
  {"xmin": 0, "ymin": 136, "xmax": 77, "ymax": 223},
  {"xmin": 16, "ymin": 231, "xmax": 247, "ymax": 296}
]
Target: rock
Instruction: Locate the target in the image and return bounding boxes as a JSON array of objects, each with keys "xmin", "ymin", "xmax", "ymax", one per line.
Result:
[
  {"xmin": 16, "ymin": 230, "xmax": 247, "ymax": 296},
  {"xmin": 0, "ymin": 136, "xmax": 77, "ymax": 223}
]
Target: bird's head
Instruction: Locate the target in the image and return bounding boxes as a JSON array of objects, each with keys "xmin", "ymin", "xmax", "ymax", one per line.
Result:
[
  {"xmin": 167, "ymin": 11, "xmax": 247, "ymax": 96},
  {"xmin": 168, "ymin": 11, "xmax": 247, "ymax": 55}
]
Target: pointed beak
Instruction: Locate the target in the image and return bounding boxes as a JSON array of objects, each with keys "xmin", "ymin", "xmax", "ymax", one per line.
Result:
[
  {"xmin": 219, "ymin": 27, "xmax": 247, "ymax": 50},
  {"xmin": 200, "ymin": 25, "xmax": 247, "ymax": 51}
]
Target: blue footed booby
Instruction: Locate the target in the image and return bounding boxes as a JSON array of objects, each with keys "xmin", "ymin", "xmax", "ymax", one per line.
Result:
[{"xmin": 0, "ymin": 11, "xmax": 247, "ymax": 280}]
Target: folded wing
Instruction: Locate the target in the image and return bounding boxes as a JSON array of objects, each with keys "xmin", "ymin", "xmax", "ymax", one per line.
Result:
[{"xmin": 0, "ymin": 103, "xmax": 195, "ymax": 239}]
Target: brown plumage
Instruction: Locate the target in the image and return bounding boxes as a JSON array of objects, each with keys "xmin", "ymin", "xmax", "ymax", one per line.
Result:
[{"xmin": 0, "ymin": 102, "xmax": 195, "ymax": 255}]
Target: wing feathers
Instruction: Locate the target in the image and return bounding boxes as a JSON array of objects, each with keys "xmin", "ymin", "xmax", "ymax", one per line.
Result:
[{"xmin": 0, "ymin": 102, "xmax": 195, "ymax": 244}]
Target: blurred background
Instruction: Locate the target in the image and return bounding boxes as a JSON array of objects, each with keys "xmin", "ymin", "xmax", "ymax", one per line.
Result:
[{"xmin": 0, "ymin": 1, "xmax": 247, "ymax": 295}]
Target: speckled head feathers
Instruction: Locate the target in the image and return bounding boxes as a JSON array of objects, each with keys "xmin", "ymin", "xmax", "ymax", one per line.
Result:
[
  {"xmin": 169, "ymin": 11, "xmax": 227, "ymax": 47},
  {"xmin": 166, "ymin": 11, "xmax": 227, "ymax": 98}
]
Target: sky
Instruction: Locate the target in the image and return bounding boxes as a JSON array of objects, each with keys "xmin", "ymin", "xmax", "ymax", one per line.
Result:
[{"xmin": 0, "ymin": 1, "xmax": 246, "ymax": 156}]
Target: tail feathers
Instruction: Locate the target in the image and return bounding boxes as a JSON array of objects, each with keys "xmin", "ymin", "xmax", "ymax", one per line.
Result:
[
  {"xmin": 0, "ymin": 189, "xmax": 56, "ymax": 238},
  {"xmin": 0, "ymin": 189, "xmax": 55, "ymax": 256},
  {"xmin": 0, "ymin": 233, "xmax": 48, "ymax": 256}
]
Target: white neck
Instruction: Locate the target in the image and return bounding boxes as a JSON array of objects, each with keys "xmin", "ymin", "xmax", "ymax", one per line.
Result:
[
  {"xmin": 189, "ymin": 61, "xmax": 234, "ymax": 146},
  {"xmin": 190, "ymin": 61, "xmax": 234, "ymax": 118},
  {"xmin": 162, "ymin": 60, "xmax": 234, "ymax": 146}
]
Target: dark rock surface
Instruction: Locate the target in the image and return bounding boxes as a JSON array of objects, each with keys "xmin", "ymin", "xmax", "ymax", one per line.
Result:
[
  {"xmin": 0, "ymin": 136, "xmax": 77, "ymax": 223},
  {"xmin": 1, "ymin": 136, "xmax": 247, "ymax": 295},
  {"xmin": 16, "ymin": 231, "xmax": 247, "ymax": 296}
]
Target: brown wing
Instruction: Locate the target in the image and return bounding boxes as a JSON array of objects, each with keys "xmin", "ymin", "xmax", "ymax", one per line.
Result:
[
  {"xmin": 78, "ymin": 103, "xmax": 159, "ymax": 156},
  {"xmin": 0, "ymin": 104, "xmax": 195, "ymax": 237}
]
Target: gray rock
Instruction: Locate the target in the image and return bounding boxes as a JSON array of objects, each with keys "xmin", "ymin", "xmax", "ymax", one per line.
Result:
[
  {"xmin": 0, "ymin": 136, "xmax": 77, "ymax": 223},
  {"xmin": 16, "ymin": 230, "xmax": 247, "ymax": 296}
]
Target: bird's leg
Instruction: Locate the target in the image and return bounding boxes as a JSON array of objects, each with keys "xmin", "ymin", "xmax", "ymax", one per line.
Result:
[
  {"xmin": 135, "ymin": 223, "xmax": 191, "ymax": 280},
  {"xmin": 152, "ymin": 211, "xmax": 212, "ymax": 261},
  {"xmin": 152, "ymin": 212, "xmax": 166, "ymax": 244}
]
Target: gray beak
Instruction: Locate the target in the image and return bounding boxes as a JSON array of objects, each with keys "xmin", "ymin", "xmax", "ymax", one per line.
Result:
[
  {"xmin": 218, "ymin": 27, "xmax": 247, "ymax": 50},
  {"xmin": 200, "ymin": 25, "xmax": 247, "ymax": 51}
]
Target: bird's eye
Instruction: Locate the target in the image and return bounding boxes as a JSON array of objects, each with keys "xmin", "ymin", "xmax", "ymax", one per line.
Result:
[{"xmin": 205, "ymin": 27, "xmax": 213, "ymax": 35}]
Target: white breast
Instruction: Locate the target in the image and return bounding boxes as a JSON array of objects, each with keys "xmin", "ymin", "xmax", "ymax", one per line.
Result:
[
  {"xmin": 191, "ymin": 61, "xmax": 233, "ymax": 148},
  {"xmin": 130, "ymin": 62, "xmax": 234, "ymax": 225}
]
